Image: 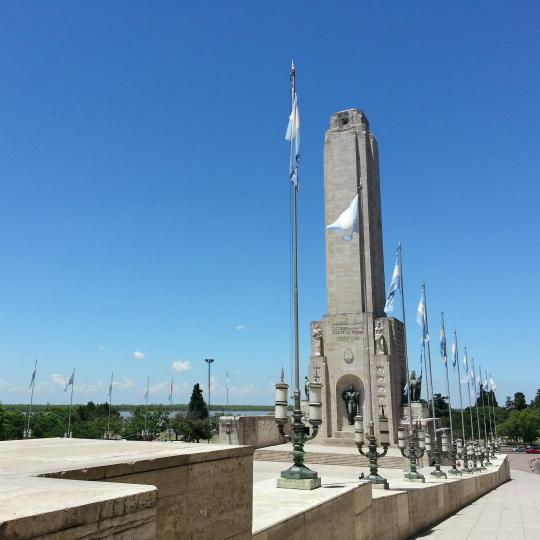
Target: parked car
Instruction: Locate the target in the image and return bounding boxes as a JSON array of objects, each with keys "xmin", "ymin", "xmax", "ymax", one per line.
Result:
[
  {"xmin": 526, "ymin": 445, "xmax": 540, "ymax": 454},
  {"xmin": 512, "ymin": 446, "xmax": 527, "ymax": 452}
]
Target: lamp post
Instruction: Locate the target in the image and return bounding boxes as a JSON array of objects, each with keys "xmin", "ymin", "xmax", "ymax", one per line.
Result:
[
  {"xmin": 398, "ymin": 421, "xmax": 426, "ymax": 482},
  {"xmin": 456, "ymin": 438, "xmax": 473, "ymax": 474},
  {"xmin": 441, "ymin": 428, "xmax": 461, "ymax": 476},
  {"xmin": 354, "ymin": 409, "xmax": 390, "ymax": 489},
  {"xmin": 204, "ymin": 358, "xmax": 215, "ymax": 410},
  {"xmin": 275, "ymin": 370, "xmax": 323, "ymax": 487},
  {"xmin": 425, "ymin": 428, "xmax": 447, "ymax": 479}
]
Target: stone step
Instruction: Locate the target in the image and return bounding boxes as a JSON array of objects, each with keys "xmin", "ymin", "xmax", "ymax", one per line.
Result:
[{"xmin": 253, "ymin": 449, "xmax": 405, "ymax": 469}]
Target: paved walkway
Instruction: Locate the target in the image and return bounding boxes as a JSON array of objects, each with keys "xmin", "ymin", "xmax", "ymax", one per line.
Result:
[{"xmin": 412, "ymin": 469, "xmax": 540, "ymax": 540}]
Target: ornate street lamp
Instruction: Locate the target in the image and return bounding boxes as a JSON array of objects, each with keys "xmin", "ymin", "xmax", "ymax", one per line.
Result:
[
  {"xmin": 442, "ymin": 429, "xmax": 461, "ymax": 476},
  {"xmin": 468, "ymin": 441, "xmax": 480, "ymax": 472},
  {"xmin": 354, "ymin": 410, "xmax": 390, "ymax": 489},
  {"xmin": 456, "ymin": 438, "xmax": 473, "ymax": 474},
  {"xmin": 398, "ymin": 421, "xmax": 426, "ymax": 482},
  {"xmin": 425, "ymin": 429, "xmax": 447, "ymax": 479},
  {"xmin": 275, "ymin": 371, "xmax": 323, "ymax": 488}
]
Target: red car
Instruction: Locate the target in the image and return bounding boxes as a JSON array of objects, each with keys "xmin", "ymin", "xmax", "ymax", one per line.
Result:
[{"xmin": 526, "ymin": 445, "xmax": 540, "ymax": 454}]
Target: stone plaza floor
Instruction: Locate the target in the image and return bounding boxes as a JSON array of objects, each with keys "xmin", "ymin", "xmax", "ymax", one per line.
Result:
[{"xmin": 411, "ymin": 466, "xmax": 540, "ymax": 540}]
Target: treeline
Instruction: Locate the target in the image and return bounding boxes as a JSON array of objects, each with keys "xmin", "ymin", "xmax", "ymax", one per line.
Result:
[
  {"xmin": 432, "ymin": 388, "xmax": 540, "ymax": 444},
  {"xmin": 0, "ymin": 383, "xmax": 219, "ymax": 442},
  {"xmin": 0, "ymin": 403, "xmax": 274, "ymax": 413}
]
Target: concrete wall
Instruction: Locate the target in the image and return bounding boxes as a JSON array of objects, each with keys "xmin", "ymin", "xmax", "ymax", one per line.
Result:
[
  {"xmin": 54, "ymin": 445, "xmax": 253, "ymax": 540},
  {"xmin": 218, "ymin": 415, "xmax": 288, "ymax": 449},
  {"xmin": 252, "ymin": 458, "xmax": 511, "ymax": 540}
]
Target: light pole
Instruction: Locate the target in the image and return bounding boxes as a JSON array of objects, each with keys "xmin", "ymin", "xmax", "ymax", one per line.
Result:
[
  {"xmin": 204, "ymin": 358, "xmax": 215, "ymax": 411},
  {"xmin": 398, "ymin": 421, "xmax": 426, "ymax": 482}
]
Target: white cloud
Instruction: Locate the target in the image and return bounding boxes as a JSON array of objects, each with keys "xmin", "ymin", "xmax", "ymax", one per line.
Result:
[
  {"xmin": 149, "ymin": 380, "xmax": 170, "ymax": 395},
  {"xmin": 172, "ymin": 360, "xmax": 192, "ymax": 373},
  {"xmin": 51, "ymin": 373, "xmax": 67, "ymax": 387},
  {"xmin": 234, "ymin": 324, "xmax": 246, "ymax": 331},
  {"xmin": 98, "ymin": 345, "xmax": 104, "ymax": 350},
  {"xmin": 113, "ymin": 377, "xmax": 135, "ymax": 389},
  {"xmin": 133, "ymin": 350, "xmax": 145, "ymax": 360}
]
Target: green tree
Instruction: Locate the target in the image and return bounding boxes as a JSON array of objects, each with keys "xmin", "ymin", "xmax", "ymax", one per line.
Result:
[
  {"xmin": 530, "ymin": 389, "xmax": 540, "ymax": 409},
  {"xmin": 187, "ymin": 383, "xmax": 209, "ymax": 419},
  {"xmin": 514, "ymin": 392, "xmax": 527, "ymax": 411},
  {"xmin": 174, "ymin": 384, "xmax": 212, "ymax": 442},
  {"xmin": 499, "ymin": 409, "xmax": 540, "ymax": 444},
  {"xmin": 0, "ymin": 404, "xmax": 25, "ymax": 439}
]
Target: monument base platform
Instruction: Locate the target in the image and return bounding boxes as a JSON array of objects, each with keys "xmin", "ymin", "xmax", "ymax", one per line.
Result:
[{"xmin": 276, "ymin": 477, "xmax": 322, "ymax": 490}]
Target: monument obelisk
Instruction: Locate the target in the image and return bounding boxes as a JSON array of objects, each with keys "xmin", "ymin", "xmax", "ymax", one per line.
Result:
[{"xmin": 309, "ymin": 109, "xmax": 406, "ymax": 445}]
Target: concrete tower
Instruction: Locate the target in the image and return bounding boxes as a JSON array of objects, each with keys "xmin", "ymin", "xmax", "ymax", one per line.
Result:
[{"xmin": 309, "ymin": 109, "xmax": 406, "ymax": 446}]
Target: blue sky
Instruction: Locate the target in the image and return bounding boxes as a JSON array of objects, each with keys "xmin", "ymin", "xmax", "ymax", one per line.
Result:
[{"xmin": 0, "ymin": 1, "xmax": 538, "ymax": 407}]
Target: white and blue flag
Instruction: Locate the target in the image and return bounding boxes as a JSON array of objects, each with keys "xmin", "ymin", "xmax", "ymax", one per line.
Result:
[
  {"xmin": 285, "ymin": 62, "xmax": 300, "ymax": 188},
  {"xmin": 64, "ymin": 369, "xmax": 75, "ymax": 392},
  {"xmin": 326, "ymin": 195, "xmax": 359, "ymax": 241},
  {"xmin": 440, "ymin": 312, "xmax": 447, "ymax": 363},
  {"xmin": 451, "ymin": 331, "xmax": 458, "ymax": 370},
  {"xmin": 384, "ymin": 244, "xmax": 401, "ymax": 313},
  {"xmin": 29, "ymin": 360, "xmax": 37, "ymax": 390},
  {"xmin": 416, "ymin": 285, "xmax": 430, "ymax": 343},
  {"xmin": 463, "ymin": 347, "xmax": 469, "ymax": 374}
]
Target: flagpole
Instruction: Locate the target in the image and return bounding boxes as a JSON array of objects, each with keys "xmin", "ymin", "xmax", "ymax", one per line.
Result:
[
  {"xmin": 454, "ymin": 332, "xmax": 471, "ymax": 473},
  {"xmin": 226, "ymin": 371, "xmax": 229, "ymax": 408},
  {"xmin": 169, "ymin": 377, "xmax": 174, "ymax": 430},
  {"xmin": 67, "ymin": 367, "xmax": 75, "ymax": 438},
  {"xmin": 485, "ymin": 369, "xmax": 494, "ymax": 440},
  {"xmin": 471, "ymin": 358, "xmax": 482, "ymax": 443},
  {"xmin": 422, "ymin": 345, "xmax": 432, "ymax": 414},
  {"xmin": 489, "ymin": 375, "xmax": 498, "ymax": 439},
  {"xmin": 398, "ymin": 244, "xmax": 412, "ymax": 430},
  {"xmin": 26, "ymin": 358, "xmax": 37, "ymax": 437},
  {"xmin": 464, "ymin": 349, "xmax": 475, "ymax": 441},
  {"xmin": 441, "ymin": 313, "xmax": 453, "ymax": 442},
  {"xmin": 144, "ymin": 376, "xmax": 149, "ymax": 436},
  {"xmin": 107, "ymin": 372, "xmax": 113, "ymax": 436},
  {"xmin": 422, "ymin": 285, "xmax": 437, "ymax": 433},
  {"xmin": 479, "ymin": 366, "xmax": 492, "ymax": 465}
]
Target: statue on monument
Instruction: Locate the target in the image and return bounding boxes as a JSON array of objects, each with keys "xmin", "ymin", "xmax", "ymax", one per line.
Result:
[
  {"xmin": 304, "ymin": 376, "xmax": 310, "ymax": 400},
  {"xmin": 341, "ymin": 385, "xmax": 360, "ymax": 425},
  {"xmin": 374, "ymin": 321, "xmax": 386, "ymax": 354},
  {"xmin": 408, "ymin": 371, "xmax": 422, "ymax": 402},
  {"xmin": 311, "ymin": 323, "xmax": 323, "ymax": 356}
]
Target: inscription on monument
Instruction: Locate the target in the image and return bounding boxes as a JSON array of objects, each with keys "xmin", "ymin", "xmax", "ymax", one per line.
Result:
[{"xmin": 331, "ymin": 321, "xmax": 362, "ymax": 342}]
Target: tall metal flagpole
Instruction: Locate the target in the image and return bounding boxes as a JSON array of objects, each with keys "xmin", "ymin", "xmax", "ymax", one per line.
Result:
[
  {"xmin": 422, "ymin": 345, "xmax": 432, "ymax": 414},
  {"xmin": 398, "ymin": 244, "xmax": 412, "ymax": 431},
  {"xmin": 485, "ymin": 369, "xmax": 494, "ymax": 439},
  {"xmin": 464, "ymin": 349, "xmax": 475, "ymax": 441},
  {"xmin": 470, "ymin": 357, "xmax": 486, "ymax": 469},
  {"xmin": 454, "ymin": 332, "xmax": 471, "ymax": 473},
  {"xmin": 488, "ymin": 375, "xmax": 498, "ymax": 440},
  {"xmin": 26, "ymin": 358, "xmax": 37, "ymax": 437},
  {"xmin": 471, "ymin": 358, "xmax": 482, "ymax": 443},
  {"xmin": 440, "ymin": 313, "xmax": 453, "ymax": 442},
  {"xmin": 274, "ymin": 62, "xmax": 321, "ymax": 488},
  {"xmin": 479, "ymin": 367, "xmax": 492, "ymax": 465},
  {"xmin": 67, "ymin": 367, "xmax": 75, "ymax": 438},
  {"xmin": 144, "ymin": 376, "xmax": 149, "ymax": 437},
  {"xmin": 422, "ymin": 284, "xmax": 446, "ymax": 478},
  {"xmin": 107, "ymin": 372, "xmax": 113, "ymax": 436}
]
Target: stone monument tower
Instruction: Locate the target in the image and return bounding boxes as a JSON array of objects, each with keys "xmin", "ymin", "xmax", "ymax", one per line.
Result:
[{"xmin": 309, "ymin": 109, "xmax": 406, "ymax": 446}]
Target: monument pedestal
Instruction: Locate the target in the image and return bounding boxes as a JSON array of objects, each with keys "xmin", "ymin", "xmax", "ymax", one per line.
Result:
[{"xmin": 276, "ymin": 477, "xmax": 322, "ymax": 490}]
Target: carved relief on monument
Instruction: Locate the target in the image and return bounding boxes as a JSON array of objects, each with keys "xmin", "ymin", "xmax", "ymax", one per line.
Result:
[
  {"xmin": 331, "ymin": 320, "xmax": 362, "ymax": 343},
  {"xmin": 374, "ymin": 321, "xmax": 386, "ymax": 355},
  {"xmin": 311, "ymin": 322, "xmax": 324, "ymax": 356},
  {"xmin": 343, "ymin": 349, "xmax": 354, "ymax": 364},
  {"xmin": 376, "ymin": 366, "xmax": 384, "ymax": 375}
]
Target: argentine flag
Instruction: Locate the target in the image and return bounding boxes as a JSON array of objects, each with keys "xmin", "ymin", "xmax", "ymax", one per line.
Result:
[
  {"xmin": 64, "ymin": 369, "xmax": 75, "ymax": 392},
  {"xmin": 440, "ymin": 312, "xmax": 447, "ymax": 363},
  {"xmin": 451, "ymin": 331, "xmax": 458, "ymax": 370},
  {"xmin": 384, "ymin": 244, "xmax": 401, "ymax": 313},
  {"xmin": 416, "ymin": 285, "xmax": 430, "ymax": 343},
  {"xmin": 285, "ymin": 63, "xmax": 300, "ymax": 188},
  {"xmin": 326, "ymin": 195, "xmax": 359, "ymax": 241}
]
